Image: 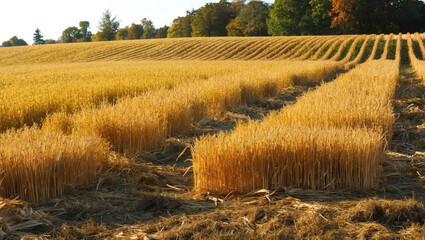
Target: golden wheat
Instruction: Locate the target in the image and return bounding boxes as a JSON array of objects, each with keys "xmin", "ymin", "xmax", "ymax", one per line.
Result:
[{"xmin": 192, "ymin": 59, "xmax": 399, "ymax": 193}]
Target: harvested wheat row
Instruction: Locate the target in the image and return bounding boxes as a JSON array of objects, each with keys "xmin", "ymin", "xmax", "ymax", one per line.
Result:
[
  {"xmin": 0, "ymin": 127, "xmax": 109, "ymax": 203},
  {"xmin": 192, "ymin": 59, "xmax": 399, "ymax": 194}
]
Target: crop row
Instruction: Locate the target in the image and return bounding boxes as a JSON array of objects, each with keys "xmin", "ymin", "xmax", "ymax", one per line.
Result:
[{"xmin": 192, "ymin": 40, "xmax": 401, "ymax": 193}]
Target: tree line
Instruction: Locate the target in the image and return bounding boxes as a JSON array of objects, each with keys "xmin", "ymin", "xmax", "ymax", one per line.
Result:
[{"xmin": 2, "ymin": 0, "xmax": 425, "ymax": 47}]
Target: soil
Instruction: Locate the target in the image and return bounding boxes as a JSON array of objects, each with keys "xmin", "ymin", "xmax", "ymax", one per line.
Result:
[{"xmin": 17, "ymin": 66, "xmax": 425, "ymax": 239}]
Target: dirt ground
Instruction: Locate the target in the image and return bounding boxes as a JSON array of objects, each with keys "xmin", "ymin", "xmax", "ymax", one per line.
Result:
[{"xmin": 11, "ymin": 66, "xmax": 425, "ymax": 239}]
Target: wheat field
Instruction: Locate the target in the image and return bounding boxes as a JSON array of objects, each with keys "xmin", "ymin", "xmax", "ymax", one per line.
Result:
[{"xmin": 0, "ymin": 33, "xmax": 419, "ymax": 203}]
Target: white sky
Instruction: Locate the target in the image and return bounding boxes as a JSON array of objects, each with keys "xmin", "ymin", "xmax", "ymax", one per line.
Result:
[{"xmin": 0, "ymin": 0, "xmax": 275, "ymax": 44}]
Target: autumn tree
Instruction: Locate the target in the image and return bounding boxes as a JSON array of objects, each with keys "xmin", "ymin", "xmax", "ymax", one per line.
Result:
[{"xmin": 155, "ymin": 26, "xmax": 169, "ymax": 38}]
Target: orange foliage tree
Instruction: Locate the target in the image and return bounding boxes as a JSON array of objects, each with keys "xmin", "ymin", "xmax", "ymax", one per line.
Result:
[{"xmin": 330, "ymin": 0, "xmax": 357, "ymax": 32}]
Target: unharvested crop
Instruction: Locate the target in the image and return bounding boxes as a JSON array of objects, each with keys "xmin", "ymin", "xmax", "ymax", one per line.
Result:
[
  {"xmin": 0, "ymin": 127, "xmax": 109, "ymax": 203},
  {"xmin": 192, "ymin": 59, "xmax": 399, "ymax": 193}
]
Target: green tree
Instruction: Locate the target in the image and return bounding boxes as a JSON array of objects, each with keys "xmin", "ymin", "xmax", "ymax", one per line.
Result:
[
  {"xmin": 2, "ymin": 36, "xmax": 27, "ymax": 47},
  {"xmin": 191, "ymin": 0, "xmax": 233, "ymax": 37},
  {"xmin": 128, "ymin": 23, "xmax": 144, "ymax": 39},
  {"xmin": 267, "ymin": 0, "xmax": 333, "ymax": 36},
  {"xmin": 116, "ymin": 28, "xmax": 129, "ymax": 40},
  {"xmin": 96, "ymin": 9, "xmax": 120, "ymax": 41},
  {"xmin": 167, "ymin": 11, "xmax": 194, "ymax": 38},
  {"xmin": 61, "ymin": 27, "xmax": 81, "ymax": 43},
  {"xmin": 33, "ymin": 28, "xmax": 45, "ymax": 45},
  {"xmin": 310, "ymin": 0, "xmax": 334, "ymax": 34},
  {"xmin": 141, "ymin": 18, "xmax": 156, "ymax": 39},
  {"xmin": 235, "ymin": 0, "xmax": 269, "ymax": 36},
  {"xmin": 79, "ymin": 21, "xmax": 92, "ymax": 42}
]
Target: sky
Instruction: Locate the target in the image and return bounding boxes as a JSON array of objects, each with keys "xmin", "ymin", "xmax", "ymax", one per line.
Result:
[{"xmin": 0, "ymin": 0, "xmax": 275, "ymax": 44}]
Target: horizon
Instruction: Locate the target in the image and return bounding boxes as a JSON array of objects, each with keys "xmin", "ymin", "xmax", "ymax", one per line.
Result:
[{"xmin": 0, "ymin": 0, "xmax": 275, "ymax": 44}]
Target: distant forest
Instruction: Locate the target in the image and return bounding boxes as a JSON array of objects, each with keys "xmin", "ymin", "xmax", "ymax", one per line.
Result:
[{"xmin": 2, "ymin": 0, "xmax": 425, "ymax": 47}]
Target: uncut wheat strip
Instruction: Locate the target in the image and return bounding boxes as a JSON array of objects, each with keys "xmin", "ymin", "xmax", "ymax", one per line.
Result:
[
  {"xmin": 395, "ymin": 33, "xmax": 402, "ymax": 64},
  {"xmin": 380, "ymin": 34, "xmax": 394, "ymax": 60},
  {"xmin": 95, "ymin": 42, "xmax": 158, "ymax": 61},
  {"xmin": 217, "ymin": 39, "xmax": 264, "ymax": 60},
  {"xmin": 98, "ymin": 44, "xmax": 146, "ymax": 61},
  {"xmin": 90, "ymin": 42, "xmax": 159, "ymax": 61},
  {"xmin": 211, "ymin": 38, "xmax": 267, "ymax": 61},
  {"xmin": 414, "ymin": 33, "xmax": 425, "ymax": 60},
  {"xmin": 192, "ymin": 60, "xmax": 397, "ymax": 194},
  {"xmin": 179, "ymin": 39, "xmax": 225, "ymax": 60},
  {"xmin": 171, "ymin": 41, "xmax": 229, "ymax": 60},
  {"xmin": 149, "ymin": 39, "xmax": 208, "ymax": 61},
  {"xmin": 310, "ymin": 37, "xmax": 337, "ymax": 60},
  {"xmin": 0, "ymin": 61, "xmax": 246, "ymax": 132},
  {"xmin": 192, "ymin": 124, "xmax": 383, "ymax": 193},
  {"xmin": 329, "ymin": 36, "xmax": 356, "ymax": 61},
  {"xmin": 145, "ymin": 40, "xmax": 196, "ymax": 60},
  {"xmin": 198, "ymin": 39, "xmax": 243, "ymax": 61},
  {"xmin": 366, "ymin": 34, "xmax": 384, "ymax": 61},
  {"xmin": 142, "ymin": 39, "xmax": 196, "ymax": 59},
  {"xmin": 296, "ymin": 36, "xmax": 333, "ymax": 60},
  {"xmin": 203, "ymin": 38, "xmax": 251, "ymax": 60},
  {"xmin": 345, "ymin": 35, "xmax": 372, "ymax": 68},
  {"xmin": 340, "ymin": 35, "xmax": 365, "ymax": 64},
  {"xmin": 286, "ymin": 37, "xmax": 322, "ymax": 60},
  {"xmin": 87, "ymin": 43, "xmax": 148, "ymax": 62},
  {"xmin": 407, "ymin": 33, "xmax": 425, "ymax": 83},
  {"xmin": 291, "ymin": 36, "xmax": 328, "ymax": 60},
  {"xmin": 251, "ymin": 37, "xmax": 292, "ymax": 60},
  {"xmin": 262, "ymin": 37, "xmax": 299, "ymax": 60},
  {"xmin": 273, "ymin": 60, "xmax": 398, "ymax": 138},
  {"xmin": 238, "ymin": 38, "xmax": 280, "ymax": 60},
  {"xmin": 53, "ymin": 61, "xmax": 340, "ymax": 155},
  {"xmin": 274, "ymin": 37, "xmax": 313, "ymax": 60},
  {"xmin": 0, "ymin": 126, "xmax": 109, "ymax": 203},
  {"xmin": 316, "ymin": 37, "xmax": 344, "ymax": 60}
]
